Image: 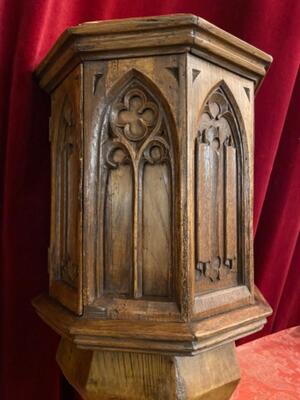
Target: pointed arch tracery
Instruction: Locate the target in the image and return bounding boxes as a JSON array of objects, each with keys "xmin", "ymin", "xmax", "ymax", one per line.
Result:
[
  {"xmin": 99, "ymin": 70, "xmax": 177, "ymax": 299},
  {"xmin": 195, "ymin": 81, "xmax": 247, "ymax": 292}
]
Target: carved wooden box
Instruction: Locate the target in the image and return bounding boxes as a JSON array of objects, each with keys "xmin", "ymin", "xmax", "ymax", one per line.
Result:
[{"xmin": 34, "ymin": 14, "xmax": 272, "ymax": 400}]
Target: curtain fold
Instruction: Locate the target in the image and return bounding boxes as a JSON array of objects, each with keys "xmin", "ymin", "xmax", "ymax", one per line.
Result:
[{"xmin": 0, "ymin": 1, "xmax": 299, "ymax": 399}]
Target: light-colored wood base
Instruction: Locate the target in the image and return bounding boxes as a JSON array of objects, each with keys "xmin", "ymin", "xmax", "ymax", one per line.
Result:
[{"xmin": 57, "ymin": 338, "xmax": 240, "ymax": 400}]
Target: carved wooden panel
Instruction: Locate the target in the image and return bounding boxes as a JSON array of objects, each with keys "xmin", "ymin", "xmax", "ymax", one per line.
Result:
[
  {"xmin": 99, "ymin": 73, "xmax": 175, "ymax": 300},
  {"xmin": 49, "ymin": 66, "xmax": 83, "ymax": 314},
  {"xmin": 195, "ymin": 85, "xmax": 243, "ymax": 294},
  {"xmin": 57, "ymin": 96, "xmax": 80, "ymax": 288}
]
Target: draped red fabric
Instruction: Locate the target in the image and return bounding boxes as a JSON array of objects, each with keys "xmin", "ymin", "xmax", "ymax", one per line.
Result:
[{"xmin": 0, "ymin": 1, "xmax": 299, "ymax": 399}]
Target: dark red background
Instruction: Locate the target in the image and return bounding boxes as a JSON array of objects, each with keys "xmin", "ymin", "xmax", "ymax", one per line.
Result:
[{"xmin": 0, "ymin": 1, "xmax": 299, "ymax": 399}]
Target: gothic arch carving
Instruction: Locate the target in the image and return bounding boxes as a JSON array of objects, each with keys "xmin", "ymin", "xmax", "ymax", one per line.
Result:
[
  {"xmin": 195, "ymin": 80, "xmax": 249, "ymax": 292},
  {"xmin": 98, "ymin": 70, "xmax": 177, "ymax": 299}
]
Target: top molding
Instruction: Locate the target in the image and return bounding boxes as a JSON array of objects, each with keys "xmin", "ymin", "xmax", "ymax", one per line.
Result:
[{"xmin": 36, "ymin": 14, "xmax": 272, "ymax": 93}]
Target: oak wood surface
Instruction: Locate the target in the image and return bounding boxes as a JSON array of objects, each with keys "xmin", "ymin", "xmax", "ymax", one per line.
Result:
[
  {"xmin": 187, "ymin": 54, "xmax": 255, "ymax": 318},
  {"xmin": 57, "ymin": 338, "xmax": 240, "ymax": 400},
  {"xmin": 32, "ymin": 288, "xmax": 271, "ymax": 355},
  {"xmin": 33, "ymin": 13, "xmax": 272, "ymax": 400},
  {"xmin": 35, "ymin": 14, "xmax": 272, "ymax": 94},
  {"xmin": 81, "ymin": 55, "xmax": 184, "ymax": 321},
  {"xmin": 49, "ymin": 64, "xmax": 83, "ymax": 315}
]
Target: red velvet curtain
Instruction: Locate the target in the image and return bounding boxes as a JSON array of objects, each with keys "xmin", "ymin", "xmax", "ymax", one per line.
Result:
[{"xmin": 0, "ymin": 1, "xmax": 299, "ymax": 399}]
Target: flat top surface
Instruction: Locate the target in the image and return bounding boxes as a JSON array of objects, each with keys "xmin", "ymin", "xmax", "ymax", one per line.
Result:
[
  {"xmin": 76, "ymin": 13, "xmax": 200, "ymax": 30},
  {"xmin": 233, "ymin": 326, "xmax": 300, "ymax": 399}
]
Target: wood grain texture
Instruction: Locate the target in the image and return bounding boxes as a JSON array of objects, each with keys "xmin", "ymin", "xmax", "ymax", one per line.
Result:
[
  {"xmin": 195, "ymin": 134, "xmax": 211, "ymax": 269},
  {"xmin": 34, "ymin": 14, "xmax": 273, "ymax": 400},
  {"xmin": 195, "ymin": 86, "xmax": 240, "ymax": 291},
  {"xmin": 57, "ymin": 338, "xmax": 240, "ymax": 400},
  {"xmin": 142, "ymin": 162, "xmax": 172, "ymax": 298},
  {"xmin": 225, "ymin": 141, "xmax": 237, "ymax": 266},
  {"xmin": 42, "ymin": 14, "xmax": 271, "ymax": 324},
  {"xmin": 48, "ymin": 64, "xmax": 83, "ymax": 315},
  {"xmin": 35, "ymin": 14, "xmax": 272, "ymax": 94},
  {"xmin": 32, "ymin": 288, "xmax": 271, "ymax": 355},
  {"xmin": 98, "ymin": 68, "xmax": 176, "ymax": 302},
  {"xmin": 80, "ymin": 56, "xmax": 183, "ymax": 320},
  {"xmin": 104, "ymin": 163, "xmax": 133, "ymax": 296},
  {"xmin": 41, "ymin": 14, "xmax": 273, "ymax": 328},
  {"xmin": 187, "ymin": 54, "xmax": 255, "ymax": 317}
]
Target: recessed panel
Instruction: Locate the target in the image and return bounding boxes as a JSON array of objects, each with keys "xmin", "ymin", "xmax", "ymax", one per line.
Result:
[
  {"xmin": 104, "ymin": 161, "xmax": 133, "ymax": 296},
  {"xmin": 195, "ymin": 85, "xmax": 241, "ymax": 294},
  {"xmin": 142, "ymin": 162, "xmax": 172, "ymax": 298}
]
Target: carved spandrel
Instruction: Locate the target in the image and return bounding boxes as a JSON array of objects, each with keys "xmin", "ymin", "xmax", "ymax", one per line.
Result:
[
  {"xmin": 195, "ymin": 87, "xmax": 239, "ymax": 289},
  {"xmin": 101, "ymin": 75, "xmax": 175, "ymax": 299}
]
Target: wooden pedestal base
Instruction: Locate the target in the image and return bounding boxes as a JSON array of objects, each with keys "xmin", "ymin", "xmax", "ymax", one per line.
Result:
[{"xmin": 57, "ymin": 338, "xmax": 240, "ymax": 400}]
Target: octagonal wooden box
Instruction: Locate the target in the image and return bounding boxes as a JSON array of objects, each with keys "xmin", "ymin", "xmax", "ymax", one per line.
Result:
[{"xmin": 33, "ymin": 14, "xmax": 272, "ymax": 400}]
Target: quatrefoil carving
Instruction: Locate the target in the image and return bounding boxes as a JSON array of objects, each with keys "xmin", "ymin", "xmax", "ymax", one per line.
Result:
[{"xmin": 111, "ymin": 88, "xmax": 159, "ymax": 142}]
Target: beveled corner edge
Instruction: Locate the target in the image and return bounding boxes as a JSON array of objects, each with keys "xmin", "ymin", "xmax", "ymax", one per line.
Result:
[
  {"xmin": 32, "ymin": 286, "xmax": 271, "ymax": 356},
  {"xmin": 34, "ymin": 14, "xmax": 272, "ymax": 94}
]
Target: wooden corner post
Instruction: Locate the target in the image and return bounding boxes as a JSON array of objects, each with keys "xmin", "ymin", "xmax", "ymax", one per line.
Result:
[{"xmin": 33, "ymin": 14, "xmax": 272, "ymax": 400}]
